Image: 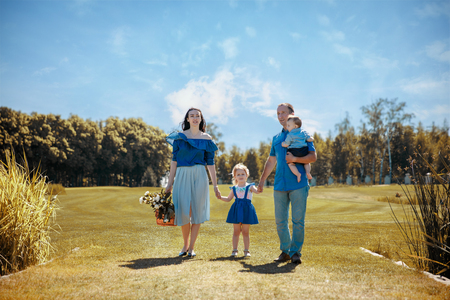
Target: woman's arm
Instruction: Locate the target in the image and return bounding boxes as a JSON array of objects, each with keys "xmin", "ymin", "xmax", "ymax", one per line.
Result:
[
  {"xmin": 165, "ymin": 161, "xmax": 177, "ymax": 193},
  {"xmin": 207, "ymin": 165, "xmax": 221, "ymax": 199},
  {"xmin": 220, "ymin": 190, "xmax": 234, "ymax": 202}
]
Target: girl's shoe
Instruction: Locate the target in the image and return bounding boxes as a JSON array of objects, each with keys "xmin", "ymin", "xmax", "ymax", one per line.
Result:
[
  {"xmin": 244, "ymin": 250, "xmax": 251, "ymax": 257},
  {"xmin": 179, "ymin": 247, "xmax": 189, "ymax": 256},
  {"xmin": 231, "ymin": 249, "xmax": 238, "ymax": 257},
  {"xmin": 187, "ymin": 251, "xmax": 196, "ymax": 258}
]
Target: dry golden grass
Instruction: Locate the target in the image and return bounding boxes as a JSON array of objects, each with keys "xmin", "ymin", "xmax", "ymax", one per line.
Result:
[
  {"xmin": 1, "ymin": 185, "xmax": 449, "ymax": 299},
  {"xmin": 47, "ymin": 183, "xmax": 66, "ymax": 195},
  {"xmin": 0, "ymin": 152, "xmax": 58, "ymax": 276}
]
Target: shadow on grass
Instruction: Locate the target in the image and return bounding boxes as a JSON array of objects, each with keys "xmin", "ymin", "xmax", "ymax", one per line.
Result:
[
  {"xmin": 210, "ymin": 256, "xmax": 297, "ymax": 274},
  {"xmin": 210, "ymin": 256, "xmax": 247, "ymax": 262},
  {"xmin": 119, "ymin": 256, "xmax": 187, "ymax": 269},
  {"xmin": 239, "ymin": 261, "xmax": 297, "ymax": 274}
]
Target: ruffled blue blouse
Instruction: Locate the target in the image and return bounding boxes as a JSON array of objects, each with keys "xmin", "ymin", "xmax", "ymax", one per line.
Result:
[{"xmin": 166, "ymin": 132, "xmax": 218, "ymax": 166}]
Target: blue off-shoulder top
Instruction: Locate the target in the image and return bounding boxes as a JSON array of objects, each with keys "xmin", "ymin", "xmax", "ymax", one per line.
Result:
[{"xmin": 166, "ymin": 132, "xmax": 218, "ymax": 166}]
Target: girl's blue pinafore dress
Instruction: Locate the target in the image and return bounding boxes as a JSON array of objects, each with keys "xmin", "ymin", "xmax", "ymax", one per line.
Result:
[{"xmin": 226, "ymin": 183, "xmax": 259, "ymax": 225}]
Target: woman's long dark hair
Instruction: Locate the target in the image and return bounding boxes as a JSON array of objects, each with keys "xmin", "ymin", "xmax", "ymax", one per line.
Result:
[{"xmin": 181, "ymin": 107, "xmax": 206, "ymax": 132}]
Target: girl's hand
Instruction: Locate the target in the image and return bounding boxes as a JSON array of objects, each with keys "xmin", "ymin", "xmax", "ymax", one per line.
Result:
[
  {"xmin": 257, "ymin": 185, "xmax": 264, "ymax": 193},
  {"xmin": 214, "ymin": 186, "xmax": 221, "ymax": 199},
  {"xmin": 165, "ymin": 185, "xmax": 173, "ymax": 194},
  {"xmin": 251, "ymin": 186, "xmax": 261, "ymax": 194}
]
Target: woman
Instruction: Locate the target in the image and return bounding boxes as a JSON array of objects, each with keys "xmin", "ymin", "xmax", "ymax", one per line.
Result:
[{"xmin": 165, "ymin": 107, "xmax": 221, "ymax": 257}]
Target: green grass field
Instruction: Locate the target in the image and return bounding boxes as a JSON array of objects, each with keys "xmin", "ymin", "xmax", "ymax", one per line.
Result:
[{"xmin": 1, "ymin": 185, "xmax": 449, "ymax": 299}]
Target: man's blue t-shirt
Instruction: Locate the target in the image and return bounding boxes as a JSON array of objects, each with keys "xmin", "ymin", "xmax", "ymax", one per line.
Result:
[{"xmin": 269, "ymin": 128, "xmax": 316, "ymax": 192}]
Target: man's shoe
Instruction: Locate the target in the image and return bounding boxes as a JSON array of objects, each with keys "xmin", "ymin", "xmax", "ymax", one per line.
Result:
[
  {"xmin": 291, "ymin": 253, "xmax": 301, "ymax": 264},
  {"xmin": 274, "ymin": 252, "xmax": 290, "ymax": 262}
]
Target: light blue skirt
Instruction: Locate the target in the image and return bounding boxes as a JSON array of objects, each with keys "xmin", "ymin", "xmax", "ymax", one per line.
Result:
[{"xmin": 172, "ymin": 164, "xmax": 210, "ymax": 226}]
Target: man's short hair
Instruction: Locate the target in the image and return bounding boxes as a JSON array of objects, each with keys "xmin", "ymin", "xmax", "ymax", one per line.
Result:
[{"xmin": 278, "ymin": 103, "xmax": 294, "ymax": 114}]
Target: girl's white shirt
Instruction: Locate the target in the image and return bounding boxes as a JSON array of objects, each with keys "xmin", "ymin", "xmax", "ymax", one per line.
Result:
[{"xmin": 234, "ymin": 183, "xmax": 253, "ymax": 201}]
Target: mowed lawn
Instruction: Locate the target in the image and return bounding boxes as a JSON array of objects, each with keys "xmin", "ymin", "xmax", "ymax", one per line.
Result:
[{"xmin": 1, "ymin": 185, "xmax": 449, "ymax": 299}]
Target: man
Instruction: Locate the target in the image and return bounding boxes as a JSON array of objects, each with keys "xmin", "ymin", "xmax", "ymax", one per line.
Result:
[{"xmin": 257, "ymin": 103, "xmax": 316, "ymax": 264}]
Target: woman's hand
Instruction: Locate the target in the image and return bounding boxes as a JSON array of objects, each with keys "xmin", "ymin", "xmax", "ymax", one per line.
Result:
[
  {"xmin": 214, "ymin": 186, "xmax": 221, "ymax": 199},
  {"xmin": 165, "ymin": 185, "xmax": 173, "ymax": 194}
]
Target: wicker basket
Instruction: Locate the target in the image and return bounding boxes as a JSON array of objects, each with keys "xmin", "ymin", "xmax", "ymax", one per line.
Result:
[{"xmin": 155, "ymin": 210, "xmax": 176, "ymax": 227}]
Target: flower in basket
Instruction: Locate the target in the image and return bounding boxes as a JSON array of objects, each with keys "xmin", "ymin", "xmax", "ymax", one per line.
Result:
[{"xmin": 139, "ymin": 189, "xmax": 175, "ymax": 223}]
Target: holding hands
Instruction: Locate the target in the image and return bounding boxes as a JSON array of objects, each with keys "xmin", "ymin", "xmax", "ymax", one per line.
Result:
[{"xmin": 214, "ymin": 186, "xmax": 222, "ymax": 199}]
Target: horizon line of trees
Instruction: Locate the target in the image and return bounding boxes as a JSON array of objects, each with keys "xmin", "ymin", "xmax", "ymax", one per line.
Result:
[{"xmin": 1, "ymin": 98, "xmax": 449, "ymax": 187}]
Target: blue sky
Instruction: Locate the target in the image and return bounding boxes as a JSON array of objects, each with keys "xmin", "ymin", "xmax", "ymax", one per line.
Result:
[{"xmin": 1, "ymin": 0, "xmax": 449, "ymax": 150}]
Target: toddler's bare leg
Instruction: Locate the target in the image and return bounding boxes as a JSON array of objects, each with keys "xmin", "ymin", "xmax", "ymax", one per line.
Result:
[
  {"xmin": 288, "ymin": 163, "xmax": 301, "ymax": 182},
  {"xmin": 305, "ymin": 163, "xmax": 312, "ymax": 180}
]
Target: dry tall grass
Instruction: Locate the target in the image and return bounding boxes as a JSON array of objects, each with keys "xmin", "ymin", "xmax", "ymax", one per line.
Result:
[
  {"xmin": 390, "ymin": 154, "xmax": 450, "ymax": 277},
  {"xmin": 0, "ymin": 151, "xmax": 58, "ymax": 276}
]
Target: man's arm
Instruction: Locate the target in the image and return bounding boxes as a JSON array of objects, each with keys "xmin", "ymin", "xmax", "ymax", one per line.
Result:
[
  {"xmin": 257, "ymin": 156, "xmax": 277, "ymax": 193},
  {"xmin": 286, "ymin": 151, "xmax": 316, "ymax": 164}
]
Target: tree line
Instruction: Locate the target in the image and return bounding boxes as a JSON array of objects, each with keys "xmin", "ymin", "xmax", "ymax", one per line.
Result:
[
  {"xmin": 1, "ymin": 98, "xmax": 449, "ymax": 187},
  {"xmin": 214, "ymin": 98, "xmax": 449, "ymax": 186},
  {"xmin": 0, "ymin": 107, "xmax": 170, "ymax": 187}
]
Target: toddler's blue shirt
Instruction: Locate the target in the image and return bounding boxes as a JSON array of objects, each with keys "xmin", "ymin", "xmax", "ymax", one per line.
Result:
[{"xmin": 269, "ymin": 128, "xmax": 315, "ymax": 191}]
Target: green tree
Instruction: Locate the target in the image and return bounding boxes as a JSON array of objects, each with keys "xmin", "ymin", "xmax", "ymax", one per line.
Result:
[
  {"xmin": 311, "ymin": 132, "xmax": 332, "ymax": 185},
  {"xmin": 0, "ymin": 107, "xmax": 31, "ymax": 161},
  {"xmin": 215, "ymin": 153, "xmax": 231, "ymax": 184},
  {"xmin": 257, "ymin": 140, "xmax": 275, "ymax": 185},
  {"xmin": 383, "ymin": 98, "xmax": 414, "ymax": 181},
  {"xmin": 206, "ymin": 123, "xmax": 225, "ymax": 153},
  {"xmin": 361, "ymin": 99, "xmax": 385, "ymax": 184},
  {"xmin": 243, "ymin": 148, "xmax": 259, "ymax": 182},
  {"xmin": 66, "ymin": 115, "xmax": 103, "ymax": 186}
]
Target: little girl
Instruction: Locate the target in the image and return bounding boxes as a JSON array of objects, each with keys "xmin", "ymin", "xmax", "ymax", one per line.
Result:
[{"xmin": 220, "ymin": 163, "xmax": 260, "ymax": 257}]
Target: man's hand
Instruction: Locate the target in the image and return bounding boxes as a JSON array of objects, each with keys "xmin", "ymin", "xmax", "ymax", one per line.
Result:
[
  {"xmin": 285, "ymin": 152, "xmax": 296, "ymax": 164},
  {"xmin": 257, "ymin": 184, "xmax": 264, "ymax": 193},
  {"xmin": 286, "ymin": 151, "xmax": 317, "ymax": 164}
]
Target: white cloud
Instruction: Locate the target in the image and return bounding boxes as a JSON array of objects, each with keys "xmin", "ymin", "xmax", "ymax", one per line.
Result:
[
  {"xmin": 289, "ymin": 32, "xmax": 304, "ymax": 42},
  {"xmin": 333, "ymin": 44, "xmax": 355, "ymax": 60},
  {"xmin": 317, "ymin": 15, "xmax": 330, "ymax": 26},
  {"xmin": 266, "ymin": 57, "xmax": 280, "ymax": 70},
  {"xmin": 228, "ymin": 0, "xmax": 238, "ymax": 9},
  {"xmin": 426, "ymin": 40, "xmax": 450, "ymax": 63},
  {"xmin": 33, "ymin": 67, "xmax": 56, "ymax": 76},
  {"xmin": 246, "ymin": 26, "xmax": 256, "ymax": 37},
  {"xmin": 110, "ymin": 27, "xmax": 130, "ymax": 56},
  {"xmin": 320, "ymin": 30, "xmax": 345, "ymax": 42},
  {"xmin": 69, "ymin": 0, "xmax": 93, "ymax": 16},
  {"xmin": 166, "ymin": 69, "xmax": 237, "ymax": 125},
  {"xmin": 399, "ymin": 74, "xmax": 449, "ymax": 97},
  {"xmin": 133, "ymin": 76, "xmax": 164, "ymax": 92},
  {"xmin": 301, "ymin": 118, "xmax": 321, "ymax": 136},
  {"xmin": 182, "ymin": 41, "xmax": 211, "ymax": 67},
  {"xmin": 59, "ymin": 57, "xmax": 69, "ymax": 65},
  {"xmin": 359, "ymin": 55, "xmax": 398, "ymax": 70},
  {"xmin": 165, "ymin": 67, "xmax": 285, "ymax": 125},
  {"xmin": 218, "ymin": 37, "xmax": 239, "ymax": 59},
  {"xmin": 145, "ymin": 59, "xmax": 167, "ymax": 66},
  {"xmin": 318, "ymin": 15, "xmax": 330, "ymax": 26},
  {"xmin": 172, "ymin": 24, "xmax": 188, "ymax": 41},
  {"xmin": 415, "ymin": 2, "xmax": 450, "ymax": 18}
]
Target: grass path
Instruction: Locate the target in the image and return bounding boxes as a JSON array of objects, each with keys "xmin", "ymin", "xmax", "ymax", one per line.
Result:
[{"xmin": 1, "ymin": 185, "xmax": 449, "ymax": 299}]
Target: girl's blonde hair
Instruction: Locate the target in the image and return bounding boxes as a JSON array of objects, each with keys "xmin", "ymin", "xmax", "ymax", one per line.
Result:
[{"xmin": 232, "ymin": 163, "xmax": 250, "ymax": 185}]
